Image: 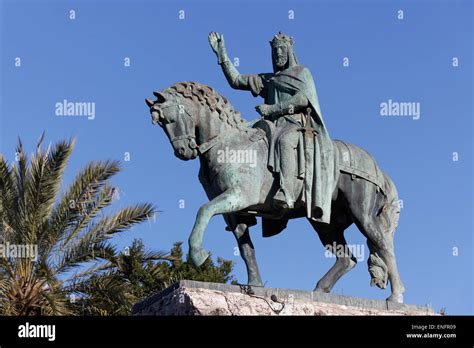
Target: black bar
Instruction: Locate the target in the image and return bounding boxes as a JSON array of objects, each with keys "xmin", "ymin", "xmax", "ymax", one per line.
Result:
[{"xmin": 0, "ymin": 315, "xmax": 472, "ymax": 346}]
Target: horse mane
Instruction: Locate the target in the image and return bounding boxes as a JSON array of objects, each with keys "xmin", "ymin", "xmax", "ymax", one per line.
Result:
[{"xmin": 164, "ymin": 82, "xmax": 247, "ymax": 129}]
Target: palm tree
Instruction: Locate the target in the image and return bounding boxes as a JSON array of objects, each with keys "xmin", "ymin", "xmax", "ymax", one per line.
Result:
[
  {"xmin": 0, "ymin": 134, "xmax": 155, "ymax": 315},
  {"xmin": 65, "ymin": 239, "xmax": 236, "ymax": 315},
  {"xmin": 67, "ymin": 239, "xmax": 235, "ymax": 315},
  {"xmin": 67, "ymin": 239, "xmax": 173, "ymax": 315}
]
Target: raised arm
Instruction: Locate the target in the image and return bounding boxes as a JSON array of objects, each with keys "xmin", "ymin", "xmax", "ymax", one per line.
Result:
[{"xmin": 208, "ymin": 32, "xmax": 263, "ymax": 94}]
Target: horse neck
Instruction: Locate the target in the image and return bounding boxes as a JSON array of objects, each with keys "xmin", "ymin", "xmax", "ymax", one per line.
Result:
[{"xmin": 195, "ymin": 104, "xmax": 238, "ymax": 146}]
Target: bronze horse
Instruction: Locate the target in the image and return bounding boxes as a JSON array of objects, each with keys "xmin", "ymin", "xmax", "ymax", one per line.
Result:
[{"xmin": 146, "ymin": 81, "xmax": 405, "ymax": 303}]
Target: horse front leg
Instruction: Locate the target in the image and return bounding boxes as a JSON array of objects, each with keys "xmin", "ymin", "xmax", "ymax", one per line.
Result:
[
  {"xmin": 188, "ymin": 189, "xmax": 248, "ymax": 267},
  {"xmin": 232, "ymin": 223, "xmax": 263, "ymax": 287}
]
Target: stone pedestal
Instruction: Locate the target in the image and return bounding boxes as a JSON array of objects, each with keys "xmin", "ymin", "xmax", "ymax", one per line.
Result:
[{"xmin": 132, "ymin": 280, "xmax": 435, "ymax": 316}]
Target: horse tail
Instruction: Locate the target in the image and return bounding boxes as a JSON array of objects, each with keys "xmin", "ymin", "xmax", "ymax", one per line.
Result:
[
  {"xmin": 367, "ymin": 173, "xmax": 400, "ymax": 289},
  {"xmin": 367, "ymin": 248, "xmax": 388, "ymax": 289}
]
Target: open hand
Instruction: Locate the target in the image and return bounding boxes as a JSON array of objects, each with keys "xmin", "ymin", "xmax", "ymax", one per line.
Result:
[{"xmin": 208, "ymin": 32, "xmax": 225, "ymax": 56}]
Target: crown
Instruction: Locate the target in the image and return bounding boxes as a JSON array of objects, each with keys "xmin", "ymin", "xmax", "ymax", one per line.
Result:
[{"xmin": 270, "ymin": 31, "xmax": 294, "ymax": 47}]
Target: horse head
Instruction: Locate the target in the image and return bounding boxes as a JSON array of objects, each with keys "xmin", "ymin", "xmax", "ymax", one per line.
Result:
[{"xmin": 146, "ymin": 91, "xmax": 198, "ymax": 161}]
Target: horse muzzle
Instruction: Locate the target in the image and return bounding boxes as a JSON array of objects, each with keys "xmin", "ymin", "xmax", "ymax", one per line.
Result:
[
  {"xmin": 173, "ymin": 139, "xmax": 199, "ymax": 160},
  {"xmin": 174, "ymin": 147, "xmax": 198, "ymax": 161}
]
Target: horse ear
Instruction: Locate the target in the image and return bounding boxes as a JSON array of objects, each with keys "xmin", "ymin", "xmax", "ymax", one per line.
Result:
[
  {"xmin": 153, "ymin": 91, "xmax": 167, "ymax": 103},
  {"xmin": 145, "ymin": 98, "xmax": 154, "ymax": 107}
]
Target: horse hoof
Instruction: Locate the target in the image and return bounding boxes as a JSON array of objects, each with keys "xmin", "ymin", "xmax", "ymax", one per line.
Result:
[
  {"xmin": 314, "ymin": 281, "xmax": 332, "ymax": 293},
  {"xmin": 386, "ymin": 294, "xmax": 404, "ymax": 303},
  {"xmin": 313, "ymin": 286, "xmax": 331, "ymax": 293},
  {"xmin": 189, "ymin": 247, "xmax": 210, "ymax": 267}
]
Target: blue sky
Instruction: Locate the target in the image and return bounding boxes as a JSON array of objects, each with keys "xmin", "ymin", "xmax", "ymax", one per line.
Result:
[{"xmin": 1, "ymin": 0, "xmax": 472, "ymax": 314}]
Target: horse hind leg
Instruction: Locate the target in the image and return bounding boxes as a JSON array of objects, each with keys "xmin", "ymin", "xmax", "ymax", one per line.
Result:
[{"xmin": 309, "ymin": 220, "xmax": 357, "ymax": 293}]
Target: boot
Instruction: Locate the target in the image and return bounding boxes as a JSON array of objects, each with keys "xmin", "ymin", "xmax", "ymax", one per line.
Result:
[{"xmin": 273, "ymin": 189, "xmax": 294, "ymax": 210}]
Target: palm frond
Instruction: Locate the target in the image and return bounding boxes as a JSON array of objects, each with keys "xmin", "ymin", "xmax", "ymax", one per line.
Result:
[
  {"xmin": 0, "ymin": 155, "xmax": 21, "ymax": 242},
  {"xmin": 47, "ymin": 183, "xmax": 115, "ymax": 265},
  {"xmin": 20, "ymin": 137, "xmax": 75, "ymax": 245},
  {"xmin": 53, "ymin": 203, "xmax": 154, "ymax": 274},
  {"xmin": 45, "ymin": 161, "xmax": 120, "ymax": 257}
]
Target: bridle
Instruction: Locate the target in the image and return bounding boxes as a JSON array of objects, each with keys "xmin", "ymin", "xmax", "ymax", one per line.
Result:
[
  {"xmin": 153, "ymin": 100, "xmax": 226, "ymax": 156},
  {"xmin": 157, "ymin": 103, "xmax": 198, "ymax": 150}
]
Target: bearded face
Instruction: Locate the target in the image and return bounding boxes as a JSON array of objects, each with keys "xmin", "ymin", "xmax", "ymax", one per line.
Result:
[{"xmin": 272, "ymin": 43, "xmax": 288, "ymax": 69}]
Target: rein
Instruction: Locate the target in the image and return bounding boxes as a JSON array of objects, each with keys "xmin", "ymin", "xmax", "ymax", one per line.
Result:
[{"xmin": 197, "ymin": 133, "xmax": 225, "ymax": 155}]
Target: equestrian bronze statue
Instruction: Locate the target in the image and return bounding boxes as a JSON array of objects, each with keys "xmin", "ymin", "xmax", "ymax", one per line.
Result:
[{"xmin": 145, "ymin": 32, "xmax": 405, "ymax": 303}]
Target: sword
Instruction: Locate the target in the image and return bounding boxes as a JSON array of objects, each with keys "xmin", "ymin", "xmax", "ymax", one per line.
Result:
[{"xmin": 298, "ymin": 107, "xmax": 319, "ymax": 218}]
